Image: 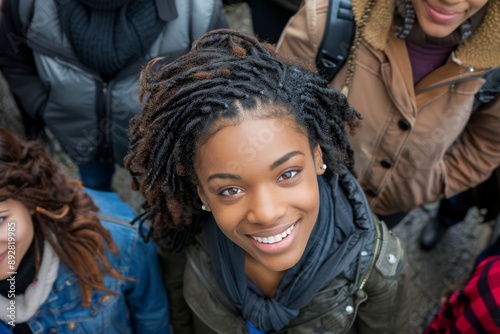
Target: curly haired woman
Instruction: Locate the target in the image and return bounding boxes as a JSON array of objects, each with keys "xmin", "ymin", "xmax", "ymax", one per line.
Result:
[{"xmin": 0, "ymin": 128, "xmax": 171, "ymax": 333}]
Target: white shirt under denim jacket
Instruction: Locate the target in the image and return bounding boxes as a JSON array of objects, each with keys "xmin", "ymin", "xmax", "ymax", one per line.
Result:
[{"xmin": 0, "ymin": 188, "xmax": 171, "ymax": 334}]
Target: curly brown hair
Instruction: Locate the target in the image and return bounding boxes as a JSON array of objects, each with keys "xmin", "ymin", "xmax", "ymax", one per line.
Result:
[{"xmin": 0, "ymin": 127, "xmax": 122, "ymax": 307}]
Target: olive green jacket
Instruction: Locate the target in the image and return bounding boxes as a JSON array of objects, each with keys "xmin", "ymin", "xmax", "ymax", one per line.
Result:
[{"xmin": 163, "ymin": 217, "xmax": 413, "ymax": 334}]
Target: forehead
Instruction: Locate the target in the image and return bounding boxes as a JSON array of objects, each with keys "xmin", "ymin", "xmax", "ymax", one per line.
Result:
[
  {"xmin": 195, "ymin": 118, "xmax": 311, "ymax": 175},
  {"xmin": 0, "ymin": 198, "xmax": 26, "ymax": 211}
]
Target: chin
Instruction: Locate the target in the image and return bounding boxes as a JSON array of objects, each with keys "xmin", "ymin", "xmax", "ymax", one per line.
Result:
[
  {"xmin": 263, "ymin": 253, "xmax": 302, "ymax": 272},
  {"xmin": 420, "ymin": 24, "xmax": 458, "ymax": 39}
]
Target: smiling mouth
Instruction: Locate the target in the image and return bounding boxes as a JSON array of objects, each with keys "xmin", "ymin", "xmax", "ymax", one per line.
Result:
[
  {"xmin": 251, "ymin": 223, "xmax": 296, "ymax": 244},
  {"xmin": 425, "ymin": 2, "xmax": 463, "ymax": 22}
]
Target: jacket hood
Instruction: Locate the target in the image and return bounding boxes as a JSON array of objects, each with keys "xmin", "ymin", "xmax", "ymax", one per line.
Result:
[{"xmin": 352, "ymin": 0, "xmax": 500, "ymax": 69}]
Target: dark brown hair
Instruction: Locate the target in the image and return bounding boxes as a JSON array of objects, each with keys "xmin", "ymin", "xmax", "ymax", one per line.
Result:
[{"xmin": 0, "ymin": 128, "xmax": 122, "ymax": 307}]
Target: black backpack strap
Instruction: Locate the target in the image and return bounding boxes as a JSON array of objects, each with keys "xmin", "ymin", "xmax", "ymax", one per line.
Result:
[{"xmin": 316, "ymin": 0, "xmax": 355, "ymax": 82}]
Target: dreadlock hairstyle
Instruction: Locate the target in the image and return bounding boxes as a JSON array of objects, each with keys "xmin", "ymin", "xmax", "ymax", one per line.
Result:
[
  {"xmin": 125, "ymin": 29, "xmax": 361, "ymax": 252},
  {"xmin": 0, "ymin": 128, "xmax": 122, "ymax": 308}
]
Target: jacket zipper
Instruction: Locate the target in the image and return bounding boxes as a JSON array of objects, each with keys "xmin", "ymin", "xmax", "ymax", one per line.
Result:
[
  {"xmin": 98, "ymin": 81, "xmax": 112, "ymax": 160},
  {"xmin": 338, "ymin": 217, "xmax": 382, "ymax": 334},
  {"xmin": 358, "ymin": 217, "xmax": 382, "ymax": 290}
]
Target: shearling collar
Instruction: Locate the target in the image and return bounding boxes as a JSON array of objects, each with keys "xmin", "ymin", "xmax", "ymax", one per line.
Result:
[{"xmin": 352, "ymin": 0, "xmax": 500, "ymax": 69}]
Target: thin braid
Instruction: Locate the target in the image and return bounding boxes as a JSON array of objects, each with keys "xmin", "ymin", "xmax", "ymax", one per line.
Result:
[{"xmin": 125, "ymin": 29, "xmax": 361, "ymax": 252}]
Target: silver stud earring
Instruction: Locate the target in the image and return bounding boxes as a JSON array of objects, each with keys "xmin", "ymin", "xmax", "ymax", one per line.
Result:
[
  {"xmin": 321, "ymin": 164, "xmax": 327, "ymax": 170},
  {"xmin": 201, "ymin": 205, "xmax": 206, "ymax": 211}
]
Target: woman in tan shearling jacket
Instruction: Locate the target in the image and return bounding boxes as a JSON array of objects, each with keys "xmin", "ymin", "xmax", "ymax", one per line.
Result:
[{"xmin": 277, "ymin": 0, "xmax": 500, "ymax": 233}]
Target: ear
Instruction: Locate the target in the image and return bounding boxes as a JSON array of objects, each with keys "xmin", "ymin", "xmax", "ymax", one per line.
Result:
[
  {"xmin": 313, "ymin": 144, "xmax": 325, "ymax": 175},
  {"xmin": 196, "ymin": 185, "xmax": 211, "ymax": 212}
]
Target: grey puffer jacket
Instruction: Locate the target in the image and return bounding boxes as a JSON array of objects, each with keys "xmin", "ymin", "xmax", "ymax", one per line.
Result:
[
  {"xmin": 0, "ymin": 0, "xmax": 227, "ymax": 164},
  {"xmin": 163, "ymin": 172, "xmax": 413, "ymax": 334}
]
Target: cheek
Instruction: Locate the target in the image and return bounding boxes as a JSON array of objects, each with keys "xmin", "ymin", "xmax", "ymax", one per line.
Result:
[
  {"xmin": 212, "ymin": 210, "xmax": 240, "ymax": 236},
  {"xmin": 14, "ymin": 217, "xmax": 35, "ymax": 256},
  {"xmin": 298, "ymin": 178, "xmax": 321, "ymax": 211},
  {"xmin": 471, "ymin": 2, "xmax": 489, "ymax": 18},
  {"xmin": 302, "ymin": 193, "xmax": 321, "ymax": 225}
]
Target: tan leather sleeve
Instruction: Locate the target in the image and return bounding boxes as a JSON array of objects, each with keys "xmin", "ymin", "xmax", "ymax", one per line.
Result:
[
  {"xmin": 444, "ymin": 94, "xmax": 500, "ymax": 197},
  {"xmin": 276, "ymin": 0, "xmax": 329, "ymax": 71}
]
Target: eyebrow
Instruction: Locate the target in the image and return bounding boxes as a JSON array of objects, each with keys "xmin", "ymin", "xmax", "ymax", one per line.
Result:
[
  {"xmin": 270, "ymin": 151, "xmax": 304, "ymax": 171},
  {"xmin": 206, "ymin": 151, "xmax": 305, "ymax": 182},
  {"xmin": 0, "ymin": 209, "xmax": 8, "ymax": 214},
  {"xmin": 207, "ymin": 173, "xmax": 241, "ymax": 182}
]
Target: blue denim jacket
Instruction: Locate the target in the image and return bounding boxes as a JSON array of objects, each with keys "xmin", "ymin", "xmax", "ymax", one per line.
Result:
[{"xmin": 3, "ymin": 189, "xmax": 170, "ymax": 334}]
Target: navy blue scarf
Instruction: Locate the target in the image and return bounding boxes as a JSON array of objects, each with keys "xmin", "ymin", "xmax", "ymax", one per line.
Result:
[{"xmin": 205, "ymin": 175, "xmax": 365, "ymax": 332}]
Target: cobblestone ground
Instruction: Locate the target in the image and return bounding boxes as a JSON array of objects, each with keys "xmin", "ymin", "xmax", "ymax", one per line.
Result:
[{"xmin": 1, "ymin": 3, "xmax": 496, "ymax": 333}]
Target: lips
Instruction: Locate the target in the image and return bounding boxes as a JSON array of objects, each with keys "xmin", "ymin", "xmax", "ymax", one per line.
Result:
[
  {"xmin": 426, "ymin": 3, "xmax": 463, "ymax": 23},
  {"xmin": 251, "ymin": 223, "xmax": 296, "ymax": 244}
]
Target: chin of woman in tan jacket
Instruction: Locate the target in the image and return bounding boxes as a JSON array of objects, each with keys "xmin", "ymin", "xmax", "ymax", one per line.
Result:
[{"xmin": 277, "ymin": 0, "xmax": 500, "ymax": 238}]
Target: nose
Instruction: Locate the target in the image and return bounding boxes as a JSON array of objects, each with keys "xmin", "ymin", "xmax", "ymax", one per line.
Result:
[{"xmin": 246, "ymin": 185, "xmax": 286, "ymax": 225}]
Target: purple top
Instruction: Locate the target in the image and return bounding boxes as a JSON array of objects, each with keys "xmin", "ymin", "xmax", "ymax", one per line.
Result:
[{"xmin": 406, "ymin": 42, "xmax": 454, "ymax": 84}]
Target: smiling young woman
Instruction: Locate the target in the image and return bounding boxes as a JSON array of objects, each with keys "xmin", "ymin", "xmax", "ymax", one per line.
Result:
[
  {"xmin": 125, "ymin": 29, "xmax": 414, "ymax": 334},
  {"xmin": 196, "ymin": 118, "xmax": 324, "ymax": 272}
]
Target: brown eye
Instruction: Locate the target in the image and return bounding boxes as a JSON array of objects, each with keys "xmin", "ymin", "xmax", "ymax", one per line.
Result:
[
  {"xmin": 219, "ymin": 187, "xmax": 242, "ymax": 197},
  {"xmin": 278, "ymin": 170, "xmax": 300, "ymax": 182}
]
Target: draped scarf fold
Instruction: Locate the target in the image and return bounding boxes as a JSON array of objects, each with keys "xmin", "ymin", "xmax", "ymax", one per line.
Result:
[
  {"xmin": 59, "ymin": 0, "xmax": 166, "ymax": 78},
  {"xmin": 205, "ymin": 175, "xmax": 365, "ymax": 332}
]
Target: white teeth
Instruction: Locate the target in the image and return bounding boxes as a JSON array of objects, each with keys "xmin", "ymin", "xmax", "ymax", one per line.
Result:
[{"xmin": 252, "ymin": 223, "xmax": 295, "ymax": 244}]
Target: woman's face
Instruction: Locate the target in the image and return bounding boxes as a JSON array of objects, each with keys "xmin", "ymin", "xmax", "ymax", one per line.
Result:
[
  {"xmin": 0, "ymin": 199, "xmax": 35, "ymax": 280},
  {"xmin": 195, "ymin": 117, "xmax": 325, "ymax": 273},
  {"xmin": 412, "ymin": 0, "xmax": 488, "ymax": 38}
]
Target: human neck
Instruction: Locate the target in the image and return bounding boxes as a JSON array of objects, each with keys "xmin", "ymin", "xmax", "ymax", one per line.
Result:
[{"xmin": 245, "ymin": 253, "xmax": 285, "ymax": 299}]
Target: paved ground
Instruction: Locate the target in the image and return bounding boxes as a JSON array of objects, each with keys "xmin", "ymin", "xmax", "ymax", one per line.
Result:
[{"xmin": 1, "ymin": 3, "xmax": 497, "ymax": 333}]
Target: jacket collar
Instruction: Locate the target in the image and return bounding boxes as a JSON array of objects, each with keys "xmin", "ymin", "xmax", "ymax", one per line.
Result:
[{"xmin": 352, "ymin": 0, "xmax": 500, "ymax": 69}]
